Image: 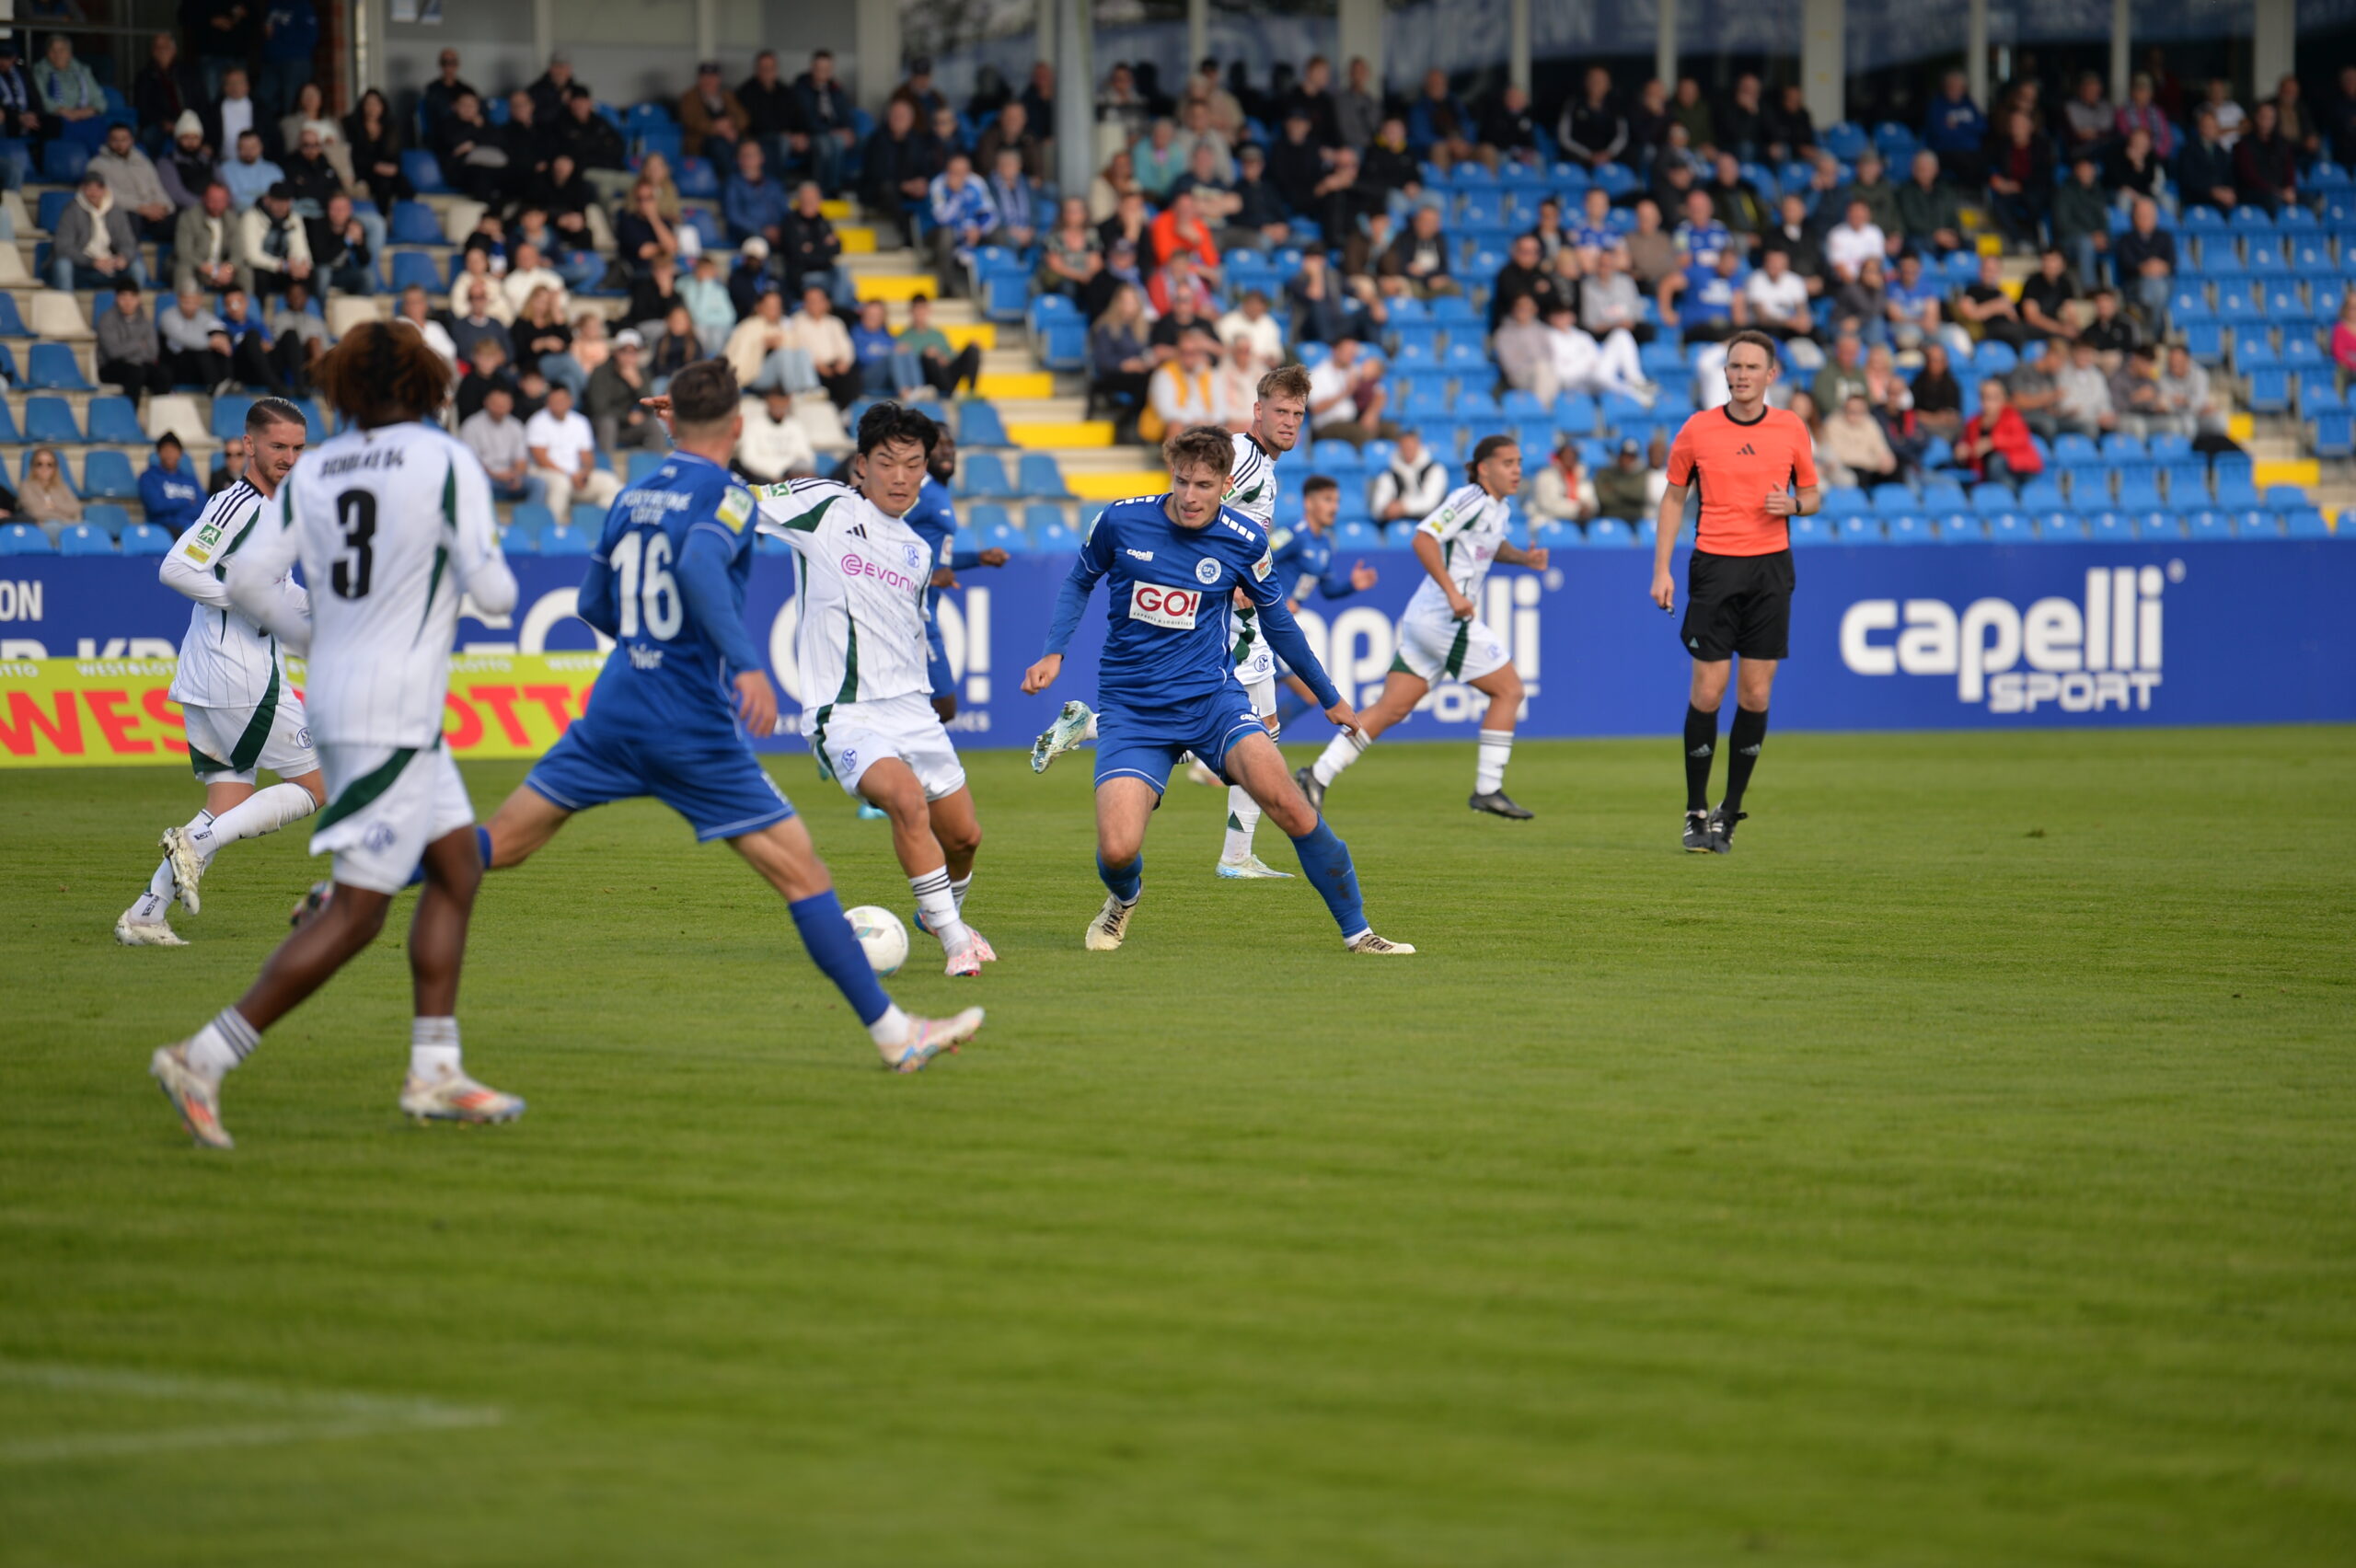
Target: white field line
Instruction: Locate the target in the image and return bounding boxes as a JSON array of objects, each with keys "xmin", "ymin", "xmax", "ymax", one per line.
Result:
[{"xmin": 0, "ymin": 1359, "xmax": 504, "ymax": 1465}]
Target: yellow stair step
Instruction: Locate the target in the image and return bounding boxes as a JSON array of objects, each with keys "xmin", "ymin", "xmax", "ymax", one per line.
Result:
[
  {"xmin": 1067, "ymin": 470, "xmax": 1167, "ymax": 502},
  {"xmin": 975, "ymin": 371, "xmax": 1055, "ymax": 398},
  {"xmin": 819, "ymin": 200, "xmax": 854, "ymax": 220},
  {"xmin": 837, "ymin": 226, "xmax": 876, "ymax": 254},
  {"xmin": 2227, "ymin": 412, "xmax": 2255, "ymax": 443},
  {"xmin": 2253, "ymin": 457, "xmax": 2320, "ymax": 490},
  {"xmin": 853, "ymin": 273, "xmax": 940, "ymax": 303},
  {"xmin": 941, "ymin": 324, "xmax": 998, "ymax": 352},
  {"xmin": 1007, "ymin": 421, "xmax": 1115, "ymax": 448}
]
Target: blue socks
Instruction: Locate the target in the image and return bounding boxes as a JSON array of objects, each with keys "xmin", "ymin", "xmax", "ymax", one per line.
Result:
[
  {"xmin": 1096, "ymin": 850, "xmax": 1143, "ymax": 905},
  {"xmin": 404, "ymin": 825, "xmax": 496, "ymax": 888},
  {"xmin": 1288, "ymin": 816, "xmax": 1368, "ymax": 939},
  {"xmin": 788, "ymin": 890, "xmax": 894, "ymax": 1027}
]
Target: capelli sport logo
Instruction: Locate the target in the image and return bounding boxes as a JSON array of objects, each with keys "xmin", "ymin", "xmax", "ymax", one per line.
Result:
[{"xmin": 1841, "ymin": 566, "xmax": 2167, "ymax": 712}]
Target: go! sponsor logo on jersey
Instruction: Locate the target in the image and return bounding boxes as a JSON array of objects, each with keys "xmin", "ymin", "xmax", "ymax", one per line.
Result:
[{"xmin": 1129, "ymin": 582, "xmax": 1203, "ymax": 628}]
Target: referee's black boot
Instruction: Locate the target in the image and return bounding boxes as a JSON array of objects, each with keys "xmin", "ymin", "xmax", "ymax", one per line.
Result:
[
  {"xmin": 1468, "ymin": 790, "xmax": 1533, "ymax": 820},
  {"xmin": 1706, "ymin": 805, "xmax": 1747, "ymax": 855},
  {"xmin": 1683, "ymin": 811, "xmax": 1714, "ymax": 852}
]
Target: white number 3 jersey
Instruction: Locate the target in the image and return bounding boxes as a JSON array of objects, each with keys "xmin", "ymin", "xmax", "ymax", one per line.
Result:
[{"xmin": 225, "ymin": 422, "xmax": 518, "ymax": 747}]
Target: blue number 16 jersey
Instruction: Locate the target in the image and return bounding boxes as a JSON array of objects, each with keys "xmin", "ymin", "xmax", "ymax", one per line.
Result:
[{"xmin": 578, "ymin": 451, "xmax": 759, "ymax": 740}]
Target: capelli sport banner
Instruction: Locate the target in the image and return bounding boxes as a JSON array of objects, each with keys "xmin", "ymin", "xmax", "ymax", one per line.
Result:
[
  {"xmin": 0, "ymin": 653, "xmax": 607, "ymax": 768},
  {"xmin": 1, "ymin": 542, "xmax": 2352, "ymax": 767}
]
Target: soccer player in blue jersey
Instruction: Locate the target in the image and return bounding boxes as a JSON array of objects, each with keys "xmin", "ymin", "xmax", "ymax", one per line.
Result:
[
  {"xmin": 902, "ymin": 428, "xmax": 1010, "ymax": 723},
  {"xmin": 470, "ymin": 362, "xmax": 985, "ymax": 1071},
  {"xmin": 1021, "ymin": 424, "xmax": 1414, "ymax": 955}
]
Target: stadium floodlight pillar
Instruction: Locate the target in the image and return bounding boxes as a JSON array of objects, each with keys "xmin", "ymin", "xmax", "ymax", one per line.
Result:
[
  {"xmin": 1656, "ymin": 0, "xmax": 1679, "ymax": 94},
  {"xmin": 533, "ymin": 0, "xmax": 556, "ymax": 74},
  {"xmin": 1802, "ymin": 0, "xmax": 1842, "ymax": 133},
  {"xmin": 1054, "ymin": 0, "xmax": 1096, "ymax": 213},
  {"xmin": 1967, "ymin": 0, "xmax": 1989, "ymax": 113},
  {"xmin": 2254, "ymin": 0, "xmax": 2296, "ymax": 98},
  {"xmin": 856, "ymin": 0, "xmax": 903, "ymax": 111},
  {"xmin": 1188, "ymin": 0, "xmax": 1208, "ymax": 77},
  {"xmin": 2110, "ymin": 0, "xmax": 2131, "ymax": 104},
  {"xmin": 1509, "ymin": 0, "xmax": 1531, "ymax": 93},
  {"xmin": 695, "ymin": 0, "xmax": 718, "ymax": 67},
  {"xmin": 1338, "ymin": 0, "xmax": 1384, "ymax": 93}
]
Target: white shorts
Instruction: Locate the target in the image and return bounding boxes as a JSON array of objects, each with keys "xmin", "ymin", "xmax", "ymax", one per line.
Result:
[
  {"xmin": 183, "ymin": 693, "xmax": 317, "ymax": 785},
  {"xmin": 1393, "ymin": 609, "xmax": 1511, "ymax": 685},
  {"xmin": 1233, "ymin": 641, "xmax": 1278, "ymax": 687},
  {"xmin": 1242, "ymin": 674, "xmax": 1277, "ymax": 721},
  {"xmin": 805, "ymin": 691, "xmax": 968, "ymax": 802},
  {"xmin": 309, "ymin": 741, "xmax": 475, "ymax": 894}
]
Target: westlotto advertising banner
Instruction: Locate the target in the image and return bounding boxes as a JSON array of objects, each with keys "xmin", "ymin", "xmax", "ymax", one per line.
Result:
[{"xmin": 1, "ymin": 541, "xmax": 2351, "ymax": 767}]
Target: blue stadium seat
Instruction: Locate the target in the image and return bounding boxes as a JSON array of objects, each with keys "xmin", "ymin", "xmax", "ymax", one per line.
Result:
[
  {"xmin": 1835, "ymin": 514, "xmax": 1884, "ymax": 544},
  {"xmin": 85, "ymin": 395, "xmax": 144, "ymax": 444},
  {"xmin": 401, "ymin": 148, "xmax": 450, "ymax": 193},
  {"xmin": 2160, "ymin": 460, "xmax": 2211, "ymax": 502},
  {"xmin": 1970, "ymin": 483, "xmax": 2016, "ymax": 516},
  {"xmin": 0, "ymin": 294, "xmax": 27, "ymax": 340},
  {"xmin": 2266, "ymin": 483, "xmax": 2312, "ymax": 510},
  {"xmin": 81, "ymin": 451, "xmax": 136, "ymax": 502},
  {"xmin": 1016, "ymin": 453, "xmax": 1071, "ymax": 498},
  {"xmin": 627, "ymin": 451, "xmax": 668, "ymax": 483},
  {"xmin": 210, "ymin": 394, "xmax": 257, "ymax": 441},
  {"xmin": 957, "ymin": 400, "xmax": 1011, "ymax": 447},
  {"xmin": 40, "ymin": 139, "xmax": 87, "ymax": 185},
  {"xmin": 388, "ymin": 251, "xmax": 443, "ymax": 294},
  {"xmin": 1030, "ymin": 516, "xmax": 1080, "ymax": 552},
  {"xmin": 2016, "ymin": 477, "xmax": 2066, "ymax": 512},
  {"xmin": 21, "ymin": 396, "xmax": 79, "ymax": 444},
  {"xmin": 505, "ymin": 502, "xmax": 556, "ymax": 545},
  {"xmin": 2088, "ymin": 512, "xmax": 2134, "ymax": 542},
  {"xmin": 1885, "ymin": 514, "xmax": 1934, "ymax": 546},
  {"xmin": 120, "ymin": 522, "xmax": 173, "ymax": 556},
  {"xmin": 2038, "ymin": 512, "xmax": 2088, "ymax": 539},
  {"xmin": 1918, "ymin": 478, "xmax": 1968, "ymax": 512},
  {"xmin": 1017, "ymin": 502, "xmax": 1065, "ymax": 540},
  {"xmin": 500, "ymin": 527, "xmax": 540, "ymax": 556},
  {"xmin": 2286, "ymin": 506, "xmax": 2333, "ymax": 538},
  {"xmin": 2316, "ymin": 409, "xmax": 2355, "ymax": 458},
  {"xmin": 1784, "ymin": 514, "xmax": 1831, "ymax": 547},
  {"xmin": 2136, "ymin": 512, "xmax": 2183, "ymax": 540},
  {"xmin": 1939, "ymin": 514, "xmax": 1987, "ymax": 544},
  {"xmin": 2115, "ymin": 477, "xmax": 2164, "ymax": 512},
  {"xmin": 1531, "ymin": 520, "xmax": 1581, "ymax": 551},
  {"xmin": 1332, "ymin": 520, "xmax": 1381, "ymax": 553},
  {"xmin": 25, "ymin": 343, "xmax": 90, "ymax": 392},
  {"xmin": 567, "ymin": 505, "xmax": 607, "ymax": 535},
  {"xmin": 1587, "ymin": 517, "xmax": 1634, "ymax": 547},
  {"xmin": 956, "ymin": 451, "xmax": 1012, "ymax": 498},
  {"xmin": 964, "ymin": 502, "xmax": 1012, "ymax": 541},
  {"xmin": 0, "ymin": 521, "xmax": 52, "ymax": 553},
  {"xmin": 81, "ymin": 502, "xmax": 132, "ymax": 537},
  {"xmin": 55, "ymin": 523, "xmax": 112, "ymax": 555},
  {"xmin": 2186, "ymin": 510, "xmax": 2233, "ymax": 541},
  {"xmin": 2212, "ymin": 471, "xmax": 2261, "ymax": 510},
  {"xmin": 1819, "ymin": 486, "xmax": 1869, "ymax": 517},
  {"xmin": 539, "ymin": 523, "xmax": 593, "ymax": 555},
  {"xmin": 388, "ymin": 201, "xmax": 444, "ymax": 245}
]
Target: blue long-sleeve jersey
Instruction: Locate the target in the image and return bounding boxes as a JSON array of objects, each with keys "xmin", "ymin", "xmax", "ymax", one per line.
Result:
[
  {"xmin": 576, "ymin": 450, "xmax": 765, "ymax": 739},
  {"xmin": 1266, "ymin": 523, "xmax": 1366, "ymax": 607},
  {"xmin": 1045, "ymin": 494, "xmax": 1343, "ymax": 709},
  {"xmin": 904, "ymin": 475, "xmax": 980, "ymax": 590}
]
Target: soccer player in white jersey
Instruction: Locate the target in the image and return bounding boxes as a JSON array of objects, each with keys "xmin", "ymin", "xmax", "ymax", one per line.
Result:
[
  {"xmin": 756, "ymin": 402, "xmax": 994, "ymax": 977},
  {"xmin": 1298, "ymin": 434, "xmax": 1549, "ymax": 819},
  {"xmin": 115, "ymin": 399, "xmax": 324, "ymax": 946},
  {"xmin": 147, "ymin": 324, "xmax": 523, "ymax": 1149}
]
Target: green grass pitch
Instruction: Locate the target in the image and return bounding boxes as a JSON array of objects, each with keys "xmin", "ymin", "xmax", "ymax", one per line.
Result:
[{"xmin": 3, "ymin": 728, "xmax": 2352, "ymax": 1565}]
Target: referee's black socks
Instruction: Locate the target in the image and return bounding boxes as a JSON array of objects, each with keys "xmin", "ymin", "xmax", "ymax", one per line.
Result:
[
  {"xmin": 1682, "ymin": 705, "xmax": 1718, "ymax": 813},
  {"xmin": 1724, "ymin": 707, "xmax": 1769, "ymax": 813}
]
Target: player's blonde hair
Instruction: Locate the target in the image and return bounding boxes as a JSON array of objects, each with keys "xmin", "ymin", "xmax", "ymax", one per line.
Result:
[
  {"xmin": 1256, "ymin": 363, "xmax": 1312, "ymax": 404},
  {"xmin": 1161, "ymin": 424, "xmax": 1235, "ymax": 480}
]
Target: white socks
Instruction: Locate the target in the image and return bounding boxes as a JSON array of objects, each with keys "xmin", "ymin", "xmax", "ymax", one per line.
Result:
[
  {"xmin": 194, "ymin": 782, "xmax": 318, "ymax": 857},
  {"xmin": 1221, "ymin": 788, "xmax": 1262, "ymax": 864},
  {"xmin": 950, "ymin": 872, "xmax": 971, "ymax": 914},
  {"xmin": 410, "ymin": 1016, "xmax": 461, "ymax": 1079},
  {"xmin": 868, "ymin": 1003, "xmax": 913, "ymax": 1054},
  {"xmin": 1312, "ymin": 729, "xmax": 1369, "ymax": 787},
  {"xmin": 187, "ymin": 1007, "xmax": 260, "ymax": 1083},
  {"xmin": 1476, "ymin": 730, "xmax": 1514, "ymax": 794},
  {"xmin": 910, "ymin": 866, "xmax": 968, "ymax": 949}
]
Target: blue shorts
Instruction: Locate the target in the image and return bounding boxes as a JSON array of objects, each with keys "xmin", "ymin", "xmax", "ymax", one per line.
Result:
[
  {"xmin": 925, "ymin": 617, "xmax": 955, "ymax": 700},
  {"xmin": 525, "ymin": 717, "xmax": 795, "ymax": 842},
  {"xmin": 1093, "ymin": 687, "xmax": 1265, "ymax": 793}
]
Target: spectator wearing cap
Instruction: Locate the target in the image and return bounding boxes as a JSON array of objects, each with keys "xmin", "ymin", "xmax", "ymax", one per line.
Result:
[
  {"xmin": 1594, "ymin": 437, "xmax": 1655, "ymax": 520},
  {"xmin": 141, "ymin": 434, "xmax": 208, "ymax": 534},
  {"xmin": 91, "ymin": 122, "xmax": 175, "ymax": 241},
  {"xmin": 158, "ymin": 111, "xmax": 216, "ymax": 210},
  {"xmin": 586, "ymin": 329, "xmax": 656, "ymax": 453},
  {"xmin": 725, "ymin": 236, "xmax": 773, "ymax": 317},
  {"xmin": 681, "ymin": 61, "xmax": 749, "ymax": 164},
  {"xmin": 239, "ymin": 181, "xmax": 315, "ymax": 298},
  {"xmin": 98, "ymin": 283, "xmax": 171, "ymax": 397},
  {"xmin": 0, "ymin": 39, "xmax": 38, "ymax": 154},
  {"xmin": 927, "ymin": 152, "xmax": 999, "ymax": 297},
  {"xmin": 221, "ymin": 130, "xmax": 285, "ymax": 212},
  {"xmin": 53, "ymin": 173, "xmax": 150, "ymax": 293},
  {"xmin": 736, "ymin": 388, "xmax": 817, "ymax": 485},
  {"xmin": 525, "ymin": 384, "xmax": 623, "ymax": 518},
  {"xmin": 725, "ymin": 286, "xmax": 820, "ymax": 398}
]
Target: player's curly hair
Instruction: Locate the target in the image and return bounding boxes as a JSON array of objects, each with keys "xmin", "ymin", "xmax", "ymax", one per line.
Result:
[
  {"xmin": 1256, "ymin": 363, "xmax": 1313, "ymax": 404},
  {"xmin": 314, "ymin": 321, "xmax": 454, "ymax": 429},
  {"xmin": 1162, "ymin": 424, "xmax": 1234, "ymax": 479},
  {"xmin": 1465, "ymin": 433, "xmax": 1519, "ymax": 484},
  {"xmin": 856, "ymin": 400, "xmax": 940, "ymax": 459}
]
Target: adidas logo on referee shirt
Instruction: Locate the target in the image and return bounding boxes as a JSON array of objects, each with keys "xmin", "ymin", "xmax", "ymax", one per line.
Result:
[{"xmin": 1736, "ymin": 443, "xmax": 1756, "ymax": 455}]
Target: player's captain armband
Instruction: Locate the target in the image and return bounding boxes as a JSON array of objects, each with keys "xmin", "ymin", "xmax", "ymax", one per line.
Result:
[
  {"xmin": 1128, "ymin": 582, "xmax": 1202, "ymax": 628},
  {"xmin": 717, "ymin": 485, "xmax": 754, "ymax": 533},
  {"xmin": 1252, "ymin": 548, "xmax": 1274, "ymax": 581}
]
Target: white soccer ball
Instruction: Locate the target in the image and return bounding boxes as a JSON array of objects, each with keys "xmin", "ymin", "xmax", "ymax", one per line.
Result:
[{"xmin": 845, "ymin": 905, "xmax": 909, "ymax": 976}]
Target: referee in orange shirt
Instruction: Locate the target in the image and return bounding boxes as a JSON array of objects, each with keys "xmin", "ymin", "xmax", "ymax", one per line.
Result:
[{"xmin": 1650, "ymin": 330, "xmax": 1821, "ymax": 854}]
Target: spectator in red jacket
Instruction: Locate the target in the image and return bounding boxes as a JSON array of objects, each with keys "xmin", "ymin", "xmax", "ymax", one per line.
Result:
[{"xmin": 1954, "ymin": 379, "xmax": 2043, "ymax": 491}]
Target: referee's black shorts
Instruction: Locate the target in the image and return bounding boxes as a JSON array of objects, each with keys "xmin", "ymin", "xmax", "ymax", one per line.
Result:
[{"xmin": 1680, "ymin": 548, "xmax": 1795, "ymax": 662}]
